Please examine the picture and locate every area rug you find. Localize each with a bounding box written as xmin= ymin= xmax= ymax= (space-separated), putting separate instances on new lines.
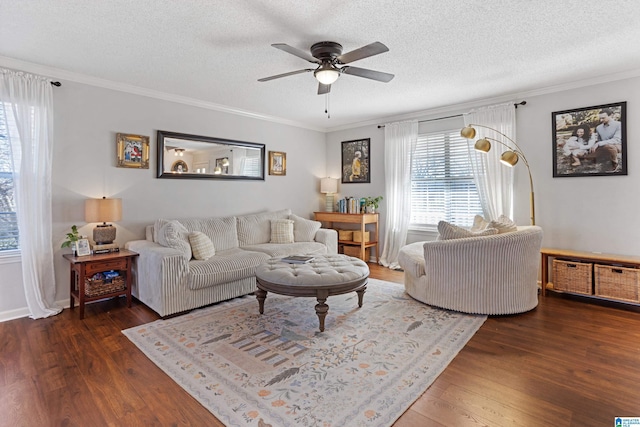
xmin=123 ymin=279 xmax=486 ymax=427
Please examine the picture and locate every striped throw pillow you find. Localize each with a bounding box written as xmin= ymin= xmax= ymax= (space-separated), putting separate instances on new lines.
xmin=156 ymin=220 xmax=192 ymax=260
xmin=437 ymin=221 xmax=498 ymax=240
xmin=189 ymin=231 xmax=216 ymax=260
xmin=270 ymin=219 xmax=295 ymax=244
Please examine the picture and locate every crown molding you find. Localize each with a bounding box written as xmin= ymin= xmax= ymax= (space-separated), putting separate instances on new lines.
xmin=325 ymin=67 xmax=640 ymax=133
xmin=0 ymin=55 xmax=325 ymax=133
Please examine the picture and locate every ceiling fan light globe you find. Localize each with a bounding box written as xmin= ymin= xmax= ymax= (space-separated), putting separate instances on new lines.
xmin=314 ymin=68 xmax=339 ymax=85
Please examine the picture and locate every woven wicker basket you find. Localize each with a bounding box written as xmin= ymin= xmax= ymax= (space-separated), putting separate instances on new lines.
xmin=552 ymin=259 xmax=592 ymax=295
xmin=595 ymin=264 xmax=640 ymax=302
xmin=353 ymin=231 xmax=370 ymax=243
xmin=85 ymin=276 xmax=125 ymax=297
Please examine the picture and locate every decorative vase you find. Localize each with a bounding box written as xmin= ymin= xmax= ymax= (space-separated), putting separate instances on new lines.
xmin=365 ymin=205 xmax=376 ymax=214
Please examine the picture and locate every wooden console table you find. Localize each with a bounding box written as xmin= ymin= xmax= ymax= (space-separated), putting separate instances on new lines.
xmin=540 ymin=247 xmax=640 ymax=299
xmin=63 ymin=249 xmax=139 ymax=319
xmin=314 ymin=212 xmax=379 ymax=263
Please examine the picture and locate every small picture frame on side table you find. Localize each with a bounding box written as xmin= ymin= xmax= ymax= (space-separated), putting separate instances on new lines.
xmin=76 ymin=239 xmax=91 ymax=257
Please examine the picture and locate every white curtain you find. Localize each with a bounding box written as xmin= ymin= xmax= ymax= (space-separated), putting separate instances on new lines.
xmin=0 ymin=68 xmax=61 ymax=319
xmin=380 ymin=120 xmax=418 ymax=270
xmin=464 ymin=103 xmax=516 ymax=220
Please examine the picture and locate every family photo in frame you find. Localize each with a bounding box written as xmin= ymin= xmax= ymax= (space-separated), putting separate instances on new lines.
xmin=552 ymin=102 xmax=627 ymax=177
xmin=341 ymin=138 xmax=370 ymax=183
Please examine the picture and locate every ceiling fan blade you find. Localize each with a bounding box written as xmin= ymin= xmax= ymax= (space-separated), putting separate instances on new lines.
xmin=341 ymin=66 xmax=394 ymax=82
xmin=258 ymin=69 xmax=313 ymax=82
xmin=337 ymin=41 xmax=389 ymax=64
xmin=317 ymin=83 xmax=331 ymax=95
xmin=272 ymin=43 xmax=320 ymax=64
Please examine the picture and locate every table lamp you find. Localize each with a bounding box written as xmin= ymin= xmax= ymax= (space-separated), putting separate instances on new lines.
xmin=320 ymin=178 xmax=338 ymax=212
xmin=85 ymin=197 xmax=122 ymax=244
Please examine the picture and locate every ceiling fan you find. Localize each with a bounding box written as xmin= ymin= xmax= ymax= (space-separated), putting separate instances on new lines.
xmin=258 ymin=41 xmax=394 ymax=95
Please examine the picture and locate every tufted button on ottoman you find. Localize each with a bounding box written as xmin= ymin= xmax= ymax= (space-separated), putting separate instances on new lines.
xmin=255 ymin=254 xmax=370 ymax=332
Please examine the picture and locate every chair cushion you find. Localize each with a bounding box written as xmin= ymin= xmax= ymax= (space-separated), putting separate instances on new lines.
xmin=437 ymin=221 xmax=498 ymax=240
xmin=470 ymin=215 xmax=490 ymax=232
xmin=488 ymin=215 xmax=518 ymax=234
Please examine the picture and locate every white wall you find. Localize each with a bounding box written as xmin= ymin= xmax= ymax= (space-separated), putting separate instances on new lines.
xmin=1 ymin=80 xmax=327 ymax=317
xmin=328 ymin=75 xmax=640 ymax=256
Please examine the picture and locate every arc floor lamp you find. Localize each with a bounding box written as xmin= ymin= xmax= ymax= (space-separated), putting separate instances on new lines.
xmin=461 ymin=124 xmax=535 ymax=226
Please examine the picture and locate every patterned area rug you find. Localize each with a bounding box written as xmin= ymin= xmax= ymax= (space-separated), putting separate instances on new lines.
xmin=123 ymin=279 xmax=486 ymax=427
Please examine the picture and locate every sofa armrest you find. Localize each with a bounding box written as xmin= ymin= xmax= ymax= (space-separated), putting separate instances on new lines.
xmin=124 ymin=240 xmax=190 ymax=316
xmin=314 ymin=228 xmax=338 ymax=254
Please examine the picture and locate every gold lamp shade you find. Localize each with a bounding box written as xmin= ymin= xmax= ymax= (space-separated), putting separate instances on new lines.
xmin=474 ymin=138 xmax=491 ymax=153
xmin=500 ymin=151 xmax=519 ymax=167
xmin=460 ymin=126 xmax=477 ymax=139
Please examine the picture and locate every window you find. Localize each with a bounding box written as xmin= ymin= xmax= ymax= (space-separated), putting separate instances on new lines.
xmin=410 ymin=129 xmax=482 ymax=229
xmin=0 ymin=102 xmax=19 ymax=252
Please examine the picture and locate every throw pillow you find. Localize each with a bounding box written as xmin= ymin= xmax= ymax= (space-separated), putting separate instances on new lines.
xmin=189 ymin=231 xmax=216 ymax=260
xmin=437 ymin=221 xmax=498 ymax=240
xmin=470 ymin=215 xmax=490 ymax=232
xmin=270 ymin=219 xmax=294 ymax=244
xmin=488 ymin=215 xmax=518 ymax=234
xmin=156 ymin=220 xmax=192 ymax=261
xmin=290 ymin=214 xmax=322 ymax=242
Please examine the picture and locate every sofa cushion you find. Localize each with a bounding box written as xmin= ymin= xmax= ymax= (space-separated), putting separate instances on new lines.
xmin=270 ymin=219 xmax=294 ymax=243
xmin=488 ymin=215 xmax=518 ymax=234
xmin=237 ymin=209 xmax=292 ymax=246
xmin=155 ymin=220 xmax=192 ymax=260
xmin=189 ymin=231 xmax=215 ymax=260
xmin=188 ymin=248 xmax=269 ymax=290
xmin=290 ymin=214 xmax=322 ymax=242
xmin=178 ymin=216 xmax=239 ymax=251
xmin=437 ymin=221 xmax=498 ymax=240
xmin=241 ymin=241 xmax=328 ymax=258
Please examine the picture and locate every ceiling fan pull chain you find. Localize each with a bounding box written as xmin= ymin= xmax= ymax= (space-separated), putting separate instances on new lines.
xmin=325 ymin=93 xmax=331 ymax=119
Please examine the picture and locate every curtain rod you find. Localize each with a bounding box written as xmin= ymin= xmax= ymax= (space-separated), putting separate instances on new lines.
xmin=377 ymin=101 xmax=526 ymax=128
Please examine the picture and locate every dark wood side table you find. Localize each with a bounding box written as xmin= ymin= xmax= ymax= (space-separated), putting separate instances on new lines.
xmin=63 ymin=249 xmax=139 ymax=319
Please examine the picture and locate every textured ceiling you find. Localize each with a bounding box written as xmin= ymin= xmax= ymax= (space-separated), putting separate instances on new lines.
xmin=2 ymin=0 xmax=640 ymax=131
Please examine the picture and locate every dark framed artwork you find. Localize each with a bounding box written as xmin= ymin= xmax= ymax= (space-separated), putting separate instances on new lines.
xmin=341 ymin=138 xmax=370 ymax=183
xmin=552 ymin=102 xmax=626 ymax=177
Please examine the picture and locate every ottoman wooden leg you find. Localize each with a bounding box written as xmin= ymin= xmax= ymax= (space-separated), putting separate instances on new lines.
xmin=255 ymin=289 xmax=267 ymax=314
xmin=315 ymin=289 xmax=330 ymax=332
xmin=356 ymin=286 xmax=366 ymax=307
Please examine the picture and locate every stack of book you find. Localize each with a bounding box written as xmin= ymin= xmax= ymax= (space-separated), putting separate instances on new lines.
xmin=91 ymin=242 xmax=120 ymax=254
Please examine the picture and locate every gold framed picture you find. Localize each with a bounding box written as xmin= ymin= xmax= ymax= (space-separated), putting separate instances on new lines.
xmin=117 ymin=133 xmax=150 ymax=169
xmin=269 ymin=151 xmax=286 ymax=176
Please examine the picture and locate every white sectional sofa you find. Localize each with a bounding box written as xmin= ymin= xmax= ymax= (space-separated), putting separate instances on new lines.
xmin=125 ymin=209 xmax=337 ymax=317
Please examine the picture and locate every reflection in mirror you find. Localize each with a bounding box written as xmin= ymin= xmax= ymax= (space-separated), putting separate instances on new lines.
xmin=157 ymin=130 xmax=265 ymax=180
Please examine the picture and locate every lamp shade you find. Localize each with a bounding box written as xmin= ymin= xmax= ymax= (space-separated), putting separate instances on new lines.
xmin=320 ymin=177 xmax=338 ymax=194
xmin=314 ymin=64 xmax=340 ymax=85
xmin=85 ymin=197 xmax=122 ymax=223
xmin=474 ymin=138 xmax=491 ymax=153
xmin=500 ymin=151 xmax=519 ymax=167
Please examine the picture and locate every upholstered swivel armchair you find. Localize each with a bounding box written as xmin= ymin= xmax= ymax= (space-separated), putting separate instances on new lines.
xmin=398 ymin=226 xmax=543 ymax=315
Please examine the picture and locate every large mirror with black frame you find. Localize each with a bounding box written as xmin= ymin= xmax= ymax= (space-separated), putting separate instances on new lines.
xmin=157 ymin=130 xmax=265 ymax=180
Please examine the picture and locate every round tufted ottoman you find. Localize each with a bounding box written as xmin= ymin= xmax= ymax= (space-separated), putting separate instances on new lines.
xmin=255 ymin=254 xmax=370 ymax=332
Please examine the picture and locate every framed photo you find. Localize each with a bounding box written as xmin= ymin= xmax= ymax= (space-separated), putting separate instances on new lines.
xmin=552 ymin=102 xmax=626 ymax=177
xmin=341 ymin=138 xmax=370 ymax=183
xmin=117 ymin=133 xmax=150 ymax=169
xmin=76 ymin=239 xmax=91 ymax=257
xmin=269 ymin=151 xmax=286 ymax=176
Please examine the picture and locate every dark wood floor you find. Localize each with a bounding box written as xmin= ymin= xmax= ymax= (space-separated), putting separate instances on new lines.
xmin=2 ymin=264 xmax=640 ymax=426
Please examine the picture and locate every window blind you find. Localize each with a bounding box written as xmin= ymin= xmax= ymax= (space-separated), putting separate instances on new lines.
xmin=410 ymin=130 xmax=482 ymax=228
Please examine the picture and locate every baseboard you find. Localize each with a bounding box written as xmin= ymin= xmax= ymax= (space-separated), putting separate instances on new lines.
xmin=0 ymin=298 xmax=71 ymax=323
